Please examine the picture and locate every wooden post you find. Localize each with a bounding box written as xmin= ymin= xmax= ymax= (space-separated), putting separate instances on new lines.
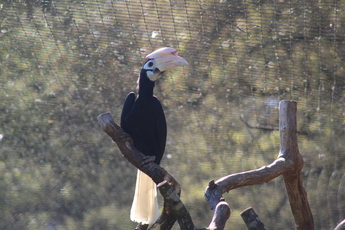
xmin=207 ymin=201 xmax=231 ymax=230
xmin=279 ymin=101 xmax=314 ymax=230
xmin=240 ymin=207 xmax=266 ymax=230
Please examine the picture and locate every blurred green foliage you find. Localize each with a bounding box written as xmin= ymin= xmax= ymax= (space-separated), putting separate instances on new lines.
xmin=1 ymin=0 xmax=345 ymax=229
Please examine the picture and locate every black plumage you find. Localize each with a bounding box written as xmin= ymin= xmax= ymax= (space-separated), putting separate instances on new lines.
xmin=121 ymin=65 xmax=167 ymax=165
xmin=119 ymin=47 xmax=188 ymax=225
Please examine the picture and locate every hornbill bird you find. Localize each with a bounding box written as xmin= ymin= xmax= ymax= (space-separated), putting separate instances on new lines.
xmin=121 ymin=47 xmax=188 ymax=225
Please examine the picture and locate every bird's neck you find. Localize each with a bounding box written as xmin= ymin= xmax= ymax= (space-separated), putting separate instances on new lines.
xmin=138 ymin=69 xmax=155 ymax=97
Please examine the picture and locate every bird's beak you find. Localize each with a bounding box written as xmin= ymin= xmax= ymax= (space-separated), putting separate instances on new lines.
xmin=146 ymin=47 xmax=188 ymax=72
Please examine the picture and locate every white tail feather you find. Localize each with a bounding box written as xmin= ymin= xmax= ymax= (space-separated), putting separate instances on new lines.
xmin=130 ymin=170 xmax=159 ymax=225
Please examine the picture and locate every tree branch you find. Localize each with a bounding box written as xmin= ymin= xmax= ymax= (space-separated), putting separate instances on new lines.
xmin=205 ymin=101 xmax=314 ymax=230
xmin=98 ymin=113 xmax=192 ymax=230
xmin=279 ymin=101 xmax=314 ymax=230
xmin=241 ymin=207 xmax=266 ymax=230
xmin=207 ymin=201 xmax=231 ymax=230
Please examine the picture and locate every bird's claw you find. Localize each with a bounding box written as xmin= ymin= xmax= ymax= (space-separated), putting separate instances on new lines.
xmin=135 ymin=223 xmax=148 ymax=230
xmin=119 ymin=132 xmax=133 ymax=143
xmin=142 ymin=155 xmax=156 ymax=165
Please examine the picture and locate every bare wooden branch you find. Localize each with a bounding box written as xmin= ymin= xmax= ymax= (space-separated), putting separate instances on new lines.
xmin=214 ymin=157 xmax=292 ymax=194
xmin=203 ymin=181 xmax=230 ymax=230
xmin=279 ymin=101 xmax=314 ymax=230
xmin=205 ymin=100 xmax=314 ymax=230
xmin=207 ymin=201 xmax=231 ymax=230
xmin=153 ymin=181 xmax=194 ymax=230
xmin=204 ymin=180 xmax=223 ymax=210
xmin=241 ymin=207 xmax=266 ymax=230
xmin=98 ymin=113 xmax=192 ymax=230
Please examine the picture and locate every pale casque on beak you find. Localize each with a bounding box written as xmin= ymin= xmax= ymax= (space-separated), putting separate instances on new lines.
xmin=146 ymin=47 xmax=189 ymax=72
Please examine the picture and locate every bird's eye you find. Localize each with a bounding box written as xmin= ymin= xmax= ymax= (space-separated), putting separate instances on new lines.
xmin=148 ymin=61 xmax=154 ymax=67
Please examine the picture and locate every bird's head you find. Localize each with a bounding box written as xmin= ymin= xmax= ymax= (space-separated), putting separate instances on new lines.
xmin=142 ymin=47 xmax=188 ymax=81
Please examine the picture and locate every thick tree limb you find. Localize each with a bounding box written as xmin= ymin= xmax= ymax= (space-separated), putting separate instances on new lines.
xmin=205 ymin=101 xmax=314 ymax=230
xmin=207 ymin=201 xmax=231 ymax=230
xmin=203 ymin=181 xmax=230 ymax=230
xmin=98 ymin=113 xmax=193 ymax=230
xmin=279 ymin=101 xmax=314 ymax=230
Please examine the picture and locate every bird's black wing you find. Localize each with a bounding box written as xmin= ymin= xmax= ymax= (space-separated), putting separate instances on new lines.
xmin=121 ymin=94 xmax=167 ymax=165
xmin=121 ymin=92 xmax=136 ymax=128
xmin=151 ymin=96 xmax=167 ymax=164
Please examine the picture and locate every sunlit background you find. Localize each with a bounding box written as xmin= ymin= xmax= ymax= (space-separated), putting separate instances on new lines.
xmin=1 ymin=0 xmax=345 ymax=229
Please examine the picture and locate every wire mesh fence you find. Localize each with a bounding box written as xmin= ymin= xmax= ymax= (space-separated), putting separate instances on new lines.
xmin=1 ymin=0 xmax=345 ymax=229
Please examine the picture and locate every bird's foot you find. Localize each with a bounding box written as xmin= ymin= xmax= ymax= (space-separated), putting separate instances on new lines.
xmin=142 ymin=155 xmax=156 ymax=165
xmin=119 ymin=132 xmax=133 ymax=143
xmin=135 ymin=223 xmax=149 ymax=230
